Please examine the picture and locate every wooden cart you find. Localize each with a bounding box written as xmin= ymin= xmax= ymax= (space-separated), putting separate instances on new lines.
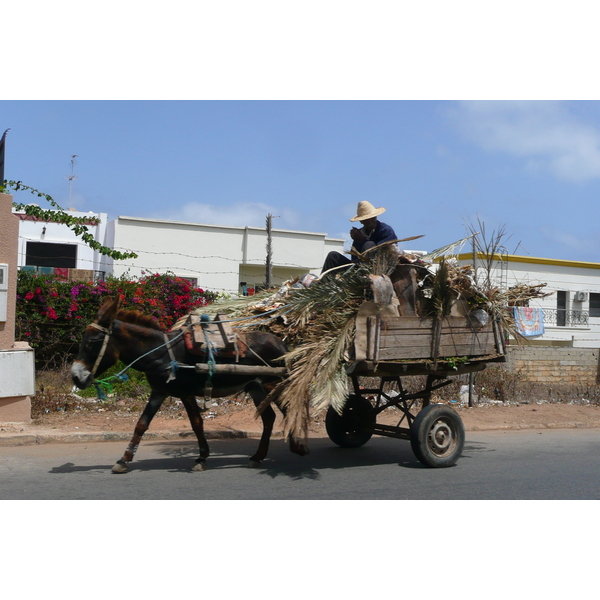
xmin=192 ymin=269 xmax=507 ymax=468
xmin=324 ymin=271 xmax=507 ymax=468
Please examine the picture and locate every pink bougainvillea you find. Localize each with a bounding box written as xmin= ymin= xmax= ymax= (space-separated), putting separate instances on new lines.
xmin=16 ymin=270 xmax=222 ymax=367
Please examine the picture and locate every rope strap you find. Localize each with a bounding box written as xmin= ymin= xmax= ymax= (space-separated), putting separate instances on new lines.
xmin=163 ymin=333 xmax=179 ymax=383
xmin=201 ymin=314 xmax=216 ymax=401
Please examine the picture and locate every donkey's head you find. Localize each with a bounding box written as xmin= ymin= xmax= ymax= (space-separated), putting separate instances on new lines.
xmin=70 ymin=297 xmax=121 ymax=389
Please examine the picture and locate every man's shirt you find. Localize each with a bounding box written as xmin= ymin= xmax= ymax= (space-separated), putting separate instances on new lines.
xmin=352 ymin=220 xmax=398 ymax=253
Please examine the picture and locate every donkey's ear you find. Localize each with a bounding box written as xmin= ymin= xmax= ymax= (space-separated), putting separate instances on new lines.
xmin=97 ymin=296 xmax=120 ymax=327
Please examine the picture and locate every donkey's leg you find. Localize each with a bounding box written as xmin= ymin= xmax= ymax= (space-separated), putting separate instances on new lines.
xmin=112 ymin=391 xmax=166 ymax=474
xmin=181 ymin=395 xmax=210 ymax=471
xmin=247 ymin=384 xmax=276 ymax=468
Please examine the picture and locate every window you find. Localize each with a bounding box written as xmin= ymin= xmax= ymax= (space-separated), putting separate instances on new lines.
xmin=590 ymin=293 xmax=600 ymax=318
xmin=26 ymin=242 xmax=77 ymax=269
xmin=556 ymin=290 xmax=567 ymax=326
xmin=177 ymin=277 xmax=198 ymax=287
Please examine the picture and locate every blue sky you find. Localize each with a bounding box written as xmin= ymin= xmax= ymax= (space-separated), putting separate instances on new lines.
xmin=2 ymin=99 xmax=600 ymax=262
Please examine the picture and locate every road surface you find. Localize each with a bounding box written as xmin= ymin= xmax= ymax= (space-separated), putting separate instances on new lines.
xmin=2 ymin=429 xmax=599 ymax=499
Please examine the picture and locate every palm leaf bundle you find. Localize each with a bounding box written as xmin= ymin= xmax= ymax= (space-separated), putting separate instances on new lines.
xmin=270 ymin=263 xmax=373 ymax=444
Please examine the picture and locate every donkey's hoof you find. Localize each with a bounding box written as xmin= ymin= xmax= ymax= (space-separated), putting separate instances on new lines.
xmin=192 ymin=460 xmax=207 ymax=472
xmin=111 ymin=461 xmax=129 ymax=474
xmin=248 ymin=459 xmax=262 ymax=468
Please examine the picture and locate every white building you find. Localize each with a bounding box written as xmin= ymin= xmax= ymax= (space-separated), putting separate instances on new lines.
xmin=101 ymin=215 xmax=345 ymax=295
xmin=14 ymin=209 xmax=346 ymax=295
xmin=14 ymin=208 xmax=108 ymax=279
xmin=457 ymin=252 xmax=600 ymax=349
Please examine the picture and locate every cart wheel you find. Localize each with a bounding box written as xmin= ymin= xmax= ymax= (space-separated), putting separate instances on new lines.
xmin=410 ymin=404 xmax=465 ymax=468
xmin=326 ymin=394 xmax=375 ymax=448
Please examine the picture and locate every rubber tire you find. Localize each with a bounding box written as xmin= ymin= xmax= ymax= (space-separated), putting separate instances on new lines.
xmin=325 ymin=394 xmax=375 ymax=448
xmin=410 ymin=404 xmax=465 ymax=468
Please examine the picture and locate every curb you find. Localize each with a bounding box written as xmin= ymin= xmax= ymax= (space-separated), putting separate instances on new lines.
xmin=0 ymin=428 xmax=285 ymax=447
xmin=2 ymin=422 xmax=600 ymax=446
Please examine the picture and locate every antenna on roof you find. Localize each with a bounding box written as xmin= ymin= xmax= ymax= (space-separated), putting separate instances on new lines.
xmin=66 ymin=154 xmax=78 ymax=210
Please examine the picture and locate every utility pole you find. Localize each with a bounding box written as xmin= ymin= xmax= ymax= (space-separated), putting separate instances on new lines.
xmin=265 ymin=213 xmax=279 ymax=289
xmin=67 ymin=155 xmax=78 ymax=210
xmin=0 ymin=129 xmax=9 ymax=184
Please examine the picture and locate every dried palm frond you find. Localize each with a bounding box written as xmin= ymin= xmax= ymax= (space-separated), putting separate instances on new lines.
xmin=429 ymin=259 xmax=453 ymax=319
xmin=194 ymin=290 xmax=276 ymax=318
xmin=421 ymin=233 xmax=477 ymax=262
xmin=257 ymin=259 xmax=383 ymax=443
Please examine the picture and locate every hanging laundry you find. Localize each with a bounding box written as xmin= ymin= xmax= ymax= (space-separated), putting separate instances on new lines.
xmin=513 ymin=306 xmax=545 ymax=336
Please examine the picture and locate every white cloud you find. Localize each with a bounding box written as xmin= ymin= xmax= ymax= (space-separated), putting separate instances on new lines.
xmin=540 ymin=227 xmax=599 ymax=254
xmin=152 ymin=201 xmax=301 ymax=230
xmin=453 ymin=101 xmax=600 ymax=182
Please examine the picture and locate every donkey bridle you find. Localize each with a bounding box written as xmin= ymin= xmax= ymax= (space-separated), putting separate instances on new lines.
xmin=87 ymin=321 xmax=178 ymax=381
xmin=88 ymin=322 xmax=113 ymax=378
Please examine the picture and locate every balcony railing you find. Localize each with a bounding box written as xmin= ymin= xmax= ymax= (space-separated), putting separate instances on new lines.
xmin=543 ymin=308 xmax=589 ymax=327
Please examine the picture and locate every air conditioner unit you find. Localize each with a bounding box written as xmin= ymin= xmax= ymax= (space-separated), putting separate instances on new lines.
xmin=573 ymin=291 xmax=588 ymax=302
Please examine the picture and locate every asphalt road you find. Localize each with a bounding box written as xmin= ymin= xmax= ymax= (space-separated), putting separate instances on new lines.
xmin=2 ymin=429 xmax=600 ymax=499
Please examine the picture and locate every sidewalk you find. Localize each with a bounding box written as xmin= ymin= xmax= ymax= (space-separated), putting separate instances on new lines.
xmin=0 ymin=426 xmax=273 ymax=447
xmin=1 ymin=402 xmax=600 ymax=446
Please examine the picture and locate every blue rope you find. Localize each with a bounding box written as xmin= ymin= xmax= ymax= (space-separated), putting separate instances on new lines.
xmin=92 ymin=326 xmax=189 ymax=399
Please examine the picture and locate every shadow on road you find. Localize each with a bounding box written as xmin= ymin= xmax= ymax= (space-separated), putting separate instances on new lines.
xmin=47 ymin=435 xmax=493 ymax=478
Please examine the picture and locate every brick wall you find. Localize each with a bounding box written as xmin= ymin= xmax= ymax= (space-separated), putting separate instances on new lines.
xmin=507 ymin=346 xmax=600 ymax=385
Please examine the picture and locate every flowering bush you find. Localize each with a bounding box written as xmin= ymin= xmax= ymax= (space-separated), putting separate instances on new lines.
xmin=16 ymin=270 xmax=222 ymax=367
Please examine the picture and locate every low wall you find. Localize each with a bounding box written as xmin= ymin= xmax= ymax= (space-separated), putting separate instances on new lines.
xmin=507 ymin=345 xmax=600 ymax=385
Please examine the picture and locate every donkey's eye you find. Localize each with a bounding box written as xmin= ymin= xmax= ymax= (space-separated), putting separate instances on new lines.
xmin=85 ymin=337 xmax=105 ymax=349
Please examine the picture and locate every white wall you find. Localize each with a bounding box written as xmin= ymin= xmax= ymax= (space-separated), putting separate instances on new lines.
xmin=105 ymin=216 xmax=345 ymax=295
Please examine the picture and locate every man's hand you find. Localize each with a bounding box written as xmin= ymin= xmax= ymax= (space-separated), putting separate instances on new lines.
xmin=350 ymin=227 xmax=365 ymax=243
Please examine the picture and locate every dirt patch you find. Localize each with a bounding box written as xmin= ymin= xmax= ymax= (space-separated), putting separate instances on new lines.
xmin=14 ymin=397 xmax=600 ymax=436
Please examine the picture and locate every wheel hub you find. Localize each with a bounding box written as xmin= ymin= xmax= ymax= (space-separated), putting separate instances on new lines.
xmin=429 ymin=419 xmax=454 ymax=454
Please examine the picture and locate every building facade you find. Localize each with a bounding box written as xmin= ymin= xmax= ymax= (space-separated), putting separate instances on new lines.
xmin=457 ymin=252 xmax=600 ymax=348
xmin=456 ymin=252 xmax=600 ymax=386
xmin=101 ymin=215 xmax=345 ymax=295
xmin=14 ymin=208 xmax=108 ymax=281
xmin=13 ymin=209 xmax=345 ymax=294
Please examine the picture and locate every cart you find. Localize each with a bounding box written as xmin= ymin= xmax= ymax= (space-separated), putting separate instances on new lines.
xmin=193 ymin=268 xmax=507 ymax=468
xmin=324 ymin=270 xmax=507 ymax=468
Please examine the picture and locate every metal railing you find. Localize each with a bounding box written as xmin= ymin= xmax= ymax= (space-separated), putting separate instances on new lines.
xmin=543 ymin=308 xmax=589 ymax=327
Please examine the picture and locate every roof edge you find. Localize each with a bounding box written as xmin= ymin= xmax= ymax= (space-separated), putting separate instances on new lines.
xmin=113 ymin=215 xmax=343 ymax=239
xmin=455 ymin=252 xmax=600 ymax=270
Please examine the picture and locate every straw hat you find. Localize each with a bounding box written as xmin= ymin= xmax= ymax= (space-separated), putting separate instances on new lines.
xmin=350 ymin=201 xmax=386 ymax=222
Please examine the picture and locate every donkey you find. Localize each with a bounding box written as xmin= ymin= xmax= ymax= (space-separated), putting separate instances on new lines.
xmin=70 ymin=297 xmax=304 ymax=473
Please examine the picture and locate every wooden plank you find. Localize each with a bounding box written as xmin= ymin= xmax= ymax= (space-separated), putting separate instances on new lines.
xmin=214 ymin=313 xmax=236 ymax=347
xmin=379 ymin=333 xmax=496 ymax=352
xmin=367 ymin=316 xmax=379 ymax=361
xmin=379 ymin=331 xmax=496 ymax=348
xmin=379 ymin=315 xmax=490 ymax=331
xmin=380 ymin=316 xmax=426 ymax=329
xmin=354 ymin=302 xmax=379 ymax=361
xmin=195 ymin=364 xmax=287 ymax=376
xmin=378 ymin=343 xmax=495 ymax=360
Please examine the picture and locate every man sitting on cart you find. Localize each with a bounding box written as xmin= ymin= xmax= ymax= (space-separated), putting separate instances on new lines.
xmin=321 ymin=201 xmax=398 ymax=275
